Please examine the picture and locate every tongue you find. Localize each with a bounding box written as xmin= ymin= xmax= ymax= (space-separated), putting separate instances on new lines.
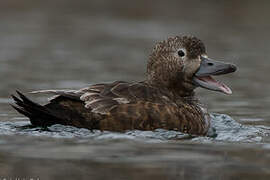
xmin=197 ymin=76 xmax=232 ymax=94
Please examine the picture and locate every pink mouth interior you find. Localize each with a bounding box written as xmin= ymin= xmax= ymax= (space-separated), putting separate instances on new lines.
xmin=197 ymin=76 xmax=232 ymax=94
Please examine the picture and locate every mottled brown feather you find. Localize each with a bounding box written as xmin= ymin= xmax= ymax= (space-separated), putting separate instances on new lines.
xmin=11 ymin=35 xmax=212 ymax=136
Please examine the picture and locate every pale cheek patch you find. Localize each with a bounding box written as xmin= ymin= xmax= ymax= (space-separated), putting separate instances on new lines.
xmin=201 ymin=54 xmax=208 ymax=58
xmin=183 ymin=59 xmax=201 ymax=76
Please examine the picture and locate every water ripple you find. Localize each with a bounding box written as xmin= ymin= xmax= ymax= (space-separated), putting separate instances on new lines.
xmin=0 ymin=113 xmax=269 ymax=143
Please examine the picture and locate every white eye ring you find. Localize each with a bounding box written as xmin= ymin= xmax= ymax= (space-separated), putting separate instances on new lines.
xmin=177 ymin=48 xmax=186 ymax=58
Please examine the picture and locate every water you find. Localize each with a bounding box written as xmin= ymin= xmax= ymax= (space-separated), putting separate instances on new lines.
xmin=1 ymin=114 xmax=269 ymax=143
xmin=1 ymin=0 xmax=270 ymax=179
xmin=1 ymin=114 xmax=270 ymax=179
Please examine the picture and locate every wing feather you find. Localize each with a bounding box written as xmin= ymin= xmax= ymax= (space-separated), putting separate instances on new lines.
xmin=28 ymin=81 xmax=171 ymax=116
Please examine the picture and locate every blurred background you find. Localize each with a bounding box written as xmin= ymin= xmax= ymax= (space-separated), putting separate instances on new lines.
xmin=0 ymin=0 xmax=270 ymax=179
xmin=1 ymin=0 xmax=270 ymax=125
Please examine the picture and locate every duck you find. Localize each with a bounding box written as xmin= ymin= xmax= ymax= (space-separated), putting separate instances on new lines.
xmin=11 ymin=35 xmax=237 ymax=136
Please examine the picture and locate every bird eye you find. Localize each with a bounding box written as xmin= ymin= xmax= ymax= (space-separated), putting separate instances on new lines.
xmin=177 ymin=50 xmax=185 ymax=57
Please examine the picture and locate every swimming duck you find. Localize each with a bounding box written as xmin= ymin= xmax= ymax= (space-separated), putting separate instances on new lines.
xmin=11 ymin=35 xmax=237 ymax=136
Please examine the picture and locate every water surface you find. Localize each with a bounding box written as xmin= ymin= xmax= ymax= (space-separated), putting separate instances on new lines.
xmin=1 ymin=0 xmax=270 ymax=179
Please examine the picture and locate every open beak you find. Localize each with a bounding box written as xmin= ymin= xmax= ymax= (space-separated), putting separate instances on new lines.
xmin=193 ymin=56 xmax=237 ymax=94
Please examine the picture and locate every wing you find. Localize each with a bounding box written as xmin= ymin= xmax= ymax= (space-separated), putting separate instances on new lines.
xmin=30 ymin=81 xmax=173 ymax=115
xmin=78 ymin=81 xmax=173 ymax=114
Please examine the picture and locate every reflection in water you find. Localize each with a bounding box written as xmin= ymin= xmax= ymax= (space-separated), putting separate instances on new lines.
xmin=1 ymin=0 xmax=270 ymax=179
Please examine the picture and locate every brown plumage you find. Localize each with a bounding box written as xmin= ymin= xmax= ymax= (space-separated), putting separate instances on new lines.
xmin=11 ymin=35 xmax=237 ymax=136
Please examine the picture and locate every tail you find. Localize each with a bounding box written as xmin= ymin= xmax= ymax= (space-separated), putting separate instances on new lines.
xmin=10 ymin=91 xmax=65 ymax=127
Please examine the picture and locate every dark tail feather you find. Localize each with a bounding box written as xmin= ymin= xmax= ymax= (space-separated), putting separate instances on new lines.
xmin=11 ymin=91 xmax=65 ymax=127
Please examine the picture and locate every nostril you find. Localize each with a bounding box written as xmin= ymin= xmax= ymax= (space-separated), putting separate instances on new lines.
xmin=230 ymin=64 xmax=237 ymax=72
xmin=207 ymin=62 xmax=214 ymax=66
